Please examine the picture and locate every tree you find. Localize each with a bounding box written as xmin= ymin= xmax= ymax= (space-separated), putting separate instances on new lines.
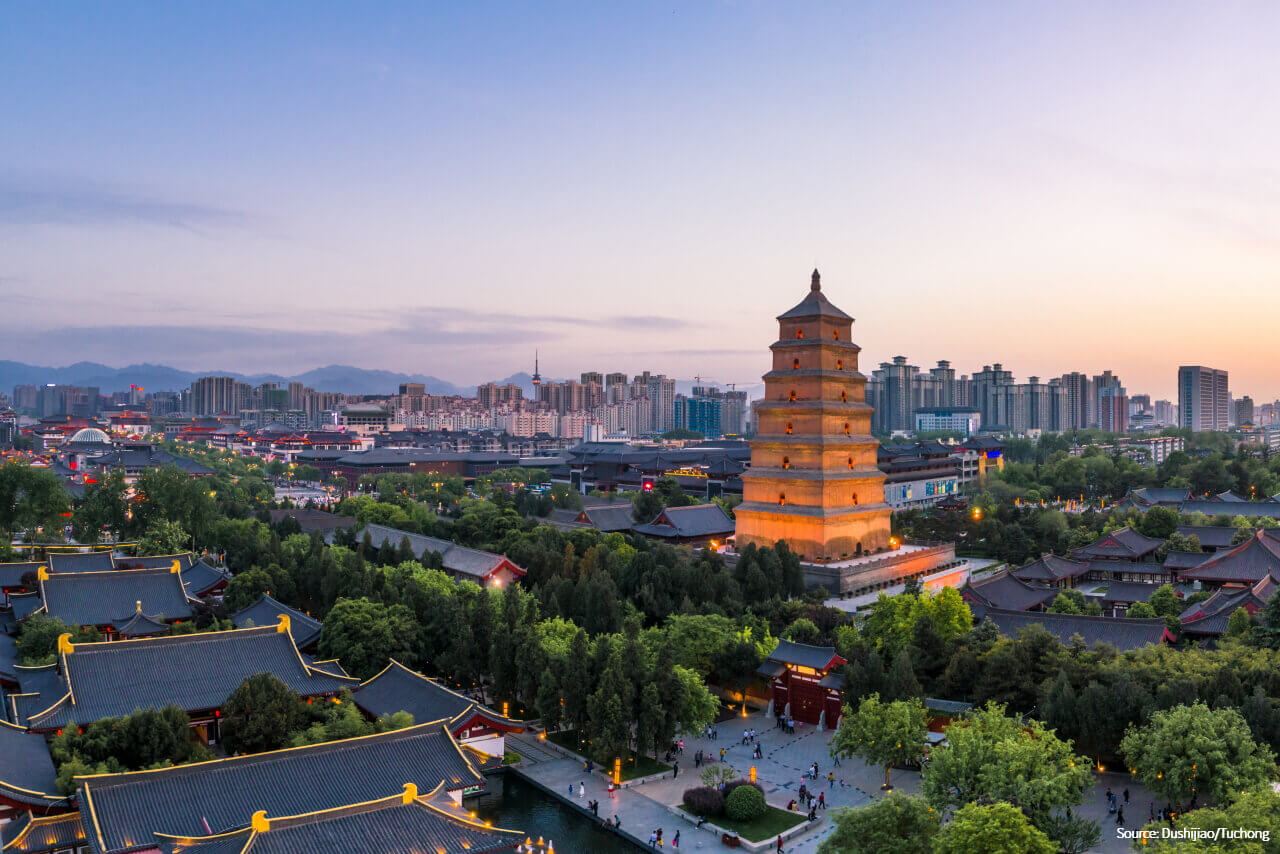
xmin=1147 ymin=584 xmax=1183 ymax=619
xmin=1126 ymin=602 xmax=1157 ymax=619
xmin=221 ymin=673 xmax=306 ymax=754
xmin=724 ymin=784 xmax=767 ymax=822
xmin=1139 ymin=506 xmax=1180 ymax=539
xmin=535 ymin=668 xmax=563 ymax=732
xmin=1140 ymin=789 xmax=1280 ymax=853
xmin=315 ymin=597 xmax=418 ymax=680
xmin=883 ymin=649 xmax=922 ymax=701
xmin=1035 ymin=810 xmax=1100 ymax=854
xmin=222 ymin=567 xmax=276 ymax=614
xmin=0 ymin=461 xmax=69 ymax=537
xmin=632 ymin=489 xmax=664 ymax=523
xmin=139 ymin=519 xmax=190 ymax=555
xmin=830 ymin=694 xmax=928 ymax=790
xmin=817 ymin=793 xmax=940 ymax=854
xmin=921 ymin=703 xmax=1092 ymax=821
xmin=1226 ymin=606 xmax=1253 ymax=639
xmin=1121 ymin=702 xmax=1277 ymax=805
xmin=1047 ymin=591 xmax=1084 ymax=614
xmin=932 ymin=802 xmax=1055 ymax=854
xmin=1158 ymin=532 xmax=1201 ymax=559
xmin=16 ymin=614 xmax=101 ymax=665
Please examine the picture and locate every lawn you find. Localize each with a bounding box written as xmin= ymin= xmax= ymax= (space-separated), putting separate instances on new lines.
xmin=545 ymin=730 xmax=672 ymax=781
xmin=679 ymin=805 xmax=807 ymax=843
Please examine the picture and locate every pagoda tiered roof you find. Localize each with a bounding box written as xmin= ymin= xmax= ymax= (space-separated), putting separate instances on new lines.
xmin=75 ymin=722 xmax=487 ymax=854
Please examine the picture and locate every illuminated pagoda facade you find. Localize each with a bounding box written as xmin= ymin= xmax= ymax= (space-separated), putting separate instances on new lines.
xmin=735 ymin=269 xmax=892 ymax=561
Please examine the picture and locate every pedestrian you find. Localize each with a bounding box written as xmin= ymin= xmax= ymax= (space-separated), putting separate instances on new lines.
xmin=657 ymin=828 xmax=663 ymax=847
xmin=649 ymin=830 xmax=657 ymax=847
xmin=568 ymin=783 xmax=574 ymax=797
xmin=1116 ymin=807 xmax=1125 ymax=826
xmin=833 ymin=753 xmax=841 ymax=767
xmin=615 ymin=815 xmax=621 ymax=830
xmin=818 ymin=792 xmax=825 ymax=810
xmin=777 ymin=834 xmax=784 ymax=853
xmin=828 ymin=771 xmax=834 ymax=788
xmin=579 ymin=781 xmax=585 ymax=799
xmin=720 ymin=747 xmax=726 ymax=762
xmin=1124 ymin=788 xmax=1130 ymax=805
xmin=673 ymin=761 xmax=679 ymax=779
xmin=1149 ymin=802 xmax=1155 ymax=822
xmin=673 ymin=829 xmax=680 ymax=848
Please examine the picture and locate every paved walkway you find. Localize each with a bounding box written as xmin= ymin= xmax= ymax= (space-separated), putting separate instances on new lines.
xmin=513 ymin=712 xmax=1155 ymax=853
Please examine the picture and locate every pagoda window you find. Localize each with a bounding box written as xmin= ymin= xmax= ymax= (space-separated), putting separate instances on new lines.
xmin=851 ymin=493 xmax=859 ymax=505
xmin=782 ymin=456 xmax=790 ymax=469
xmin=847 ymin=456 xmax=854 ymax=469
xmin=832 ymin=329 xmax=839 ymax=340
xmin=840 ymin=390 xmax=847 ymax=402
xmin=843 ymin=422 xmax=851 ymax=435
xmin=785 ymin=422 xmax=794 ymax=434
xmin=795 ymin=328 xmax=804 ymax=339
xmin=793 ymin=358 xmax=800 ymax=370
xmin=836 ymin=359 xmax=843 ymax=371
xmin=788 ymin=389 xmax=797 ymax=401
xmin=778 ymin=493 xmax=786 ymax=505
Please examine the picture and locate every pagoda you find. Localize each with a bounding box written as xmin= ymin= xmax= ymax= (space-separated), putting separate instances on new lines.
xmin=734 ymin=269 xmax=892 ymax=561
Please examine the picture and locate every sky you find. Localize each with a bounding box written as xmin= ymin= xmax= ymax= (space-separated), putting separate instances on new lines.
xmin=3 ymin=1 xmax=1279 ymax=399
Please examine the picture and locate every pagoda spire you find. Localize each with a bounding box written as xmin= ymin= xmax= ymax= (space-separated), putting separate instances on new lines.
xmin=811 ymin=268 xmax=821 ymax=291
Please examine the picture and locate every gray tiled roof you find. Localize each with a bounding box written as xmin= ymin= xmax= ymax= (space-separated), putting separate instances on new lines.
xmin=577 ymin=505 xmax=636 ymax=532
xmin=1011 ymin=554 xmax=1090 ymax=583
xmin=1178 ymin=500 xmax=1280 ymax=519
xmin=267 ymin=509 xmax=357 ymax=534
xmin=981 ymin=608 xmax=1168 ymax=651
xmin=76 ymin=722 xmax=486 ymax=854
xmin=0 ymin=635 xmax=18 ymax=683
xmin=112 ymin=553 xmax=195 ymax=570
xmin=150 ymin=785 xmax=522 ymax=854
xmin=182 ymin=559 xmax=233 ymax=596
xmin=113 ymin=610 xmax=171 ymax=636
xmin=1071 ymin=527 xmax=1163 ymax=560
xmin=232 ymin=595 xmax=323 ymax=649
xmin=1100 ymin=581 xmax=1166 ymax=604
xmin=776 ymin=274 xmax=853 ymax=321
xmin=961 ymin=571 xmax=1057 ymax=612
xmin=354 ymin=660 xmax=518 ymax=731
xmin=0 ymin=720 xmax=61 ymax=809
xmin=40 ymin=568 xmax=194 ymax=628
xmin=89 ymin=447 xmax=215 ymax=476
xmin=1129 ymin=487 xmax=1192 ymax=506
xmin=1175 ymin=526 xmax=1238 ymax=550
xmin=1 ymin=812 xmax=86 ymax=853
xmin=1178 ymin=531 xmax=1280 ymax=584
xmin=25 ymin=626 xmax=355 ymax=729
xmin=765 ymin=639 xmax=843 ymax=671
xmin=632 ymin=504 xmax=734 ymax=538
xmin=352 ymin=524 xmax=524 ymax=581
xmin=1163 ymin=550 xmax=1209 ymax=570
xmin=0 ymin=562 xmax=42 ymax=589
xmin=46 ymin=551 xmax=115 ymax=574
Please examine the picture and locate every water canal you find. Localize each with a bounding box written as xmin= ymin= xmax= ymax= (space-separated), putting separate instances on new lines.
xmin=473 ymin=772 xmax=640 ymax=852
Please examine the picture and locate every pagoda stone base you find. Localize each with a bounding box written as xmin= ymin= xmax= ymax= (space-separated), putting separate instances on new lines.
xmin=800 ymin=542 xmax=958 ymax=596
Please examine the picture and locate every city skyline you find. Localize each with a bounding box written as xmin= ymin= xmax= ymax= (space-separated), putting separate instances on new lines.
xmin=5 ymin=3 xmax=1280 ymax=397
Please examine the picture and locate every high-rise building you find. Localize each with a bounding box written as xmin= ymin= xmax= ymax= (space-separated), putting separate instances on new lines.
xmin=580 ymin=372 xmax=603 ymax=386
xmin=476 ymin=382 xmax=523 ymax=408
xmin=876 ymin=356 xmax=916 ymax=433
xmin=1236 ymin=396 xmax=1256 ymax=427
xmin=1154 ymin=399 xmax=1178 ymax=426
xmin=735 ymin=270 xmax=891 ymax=560
xmin=190 ymin=376 xmax=247 ymax=416
xmin=1057 ymin=372 xmax=1092 ymax=431
xmin=646 ymin=374 xmax=676 ymax=432
xmin=1179 ymin=366 xmax=1230 ymax=432
xmin=970 ymin=364 xmax=1014 ymax=429
xmin=1096 ymin=380 xmax=1128 ymax=433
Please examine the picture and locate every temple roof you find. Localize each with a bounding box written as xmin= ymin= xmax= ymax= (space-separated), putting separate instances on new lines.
xmin=1010 ymin=554 xmax=1090 ymax=583
xmin=1163 ymin=550 xmax=1210 ymax=570
xmin=574 ymin=505 xmax=636 ymax=532
xmin=113 ymin=552 xmax=196 ymax=570
xmin=350 ymin=524 xmax=525 ymax=581
xmin=76 ymin=722 xmax=486 ymax=854
xmin=182 ymin=559 xmax=234 ymax=596
xmin=354 ymin=660 xmax=522 ymax=734
xmin=1177 ymin=530 xmax=1280 ymax=584
xmin=765 ymin=639 xmax=845 ymax=671
xmin=1100 ymin=581 xmax=1169 ymax=604
xmin=1 ymin=812 xmax=87 ymax=853
xmin=980 ymin=608 xmax=1169 ymax=651
xmin=231 ymin=594 xmax=323 ymax=649
xmin=46 ymin=551 xmax=114 ymax=574
xmin=1126 ymin=487 xmax=1192 ymax=507
xmin=1071 ymin=527 xmax=1164 ymax=561
xmin=1175 ymin=526 xmax=1238 ymax=550
xmin=960 ymin=571 xmax=1057 ymax=612
xmin=267 ymin=508 xmax=357 ymax=534
xmin=0 ymin=720 xmax=61 ymax=809
xmin=776 ymin=270 xmax=853 ymax=322
xmin=24 ymin=623 xmax=356 ymax=729
xmin=0 ymin=561 xmax=43 ymax=589
xmin=113 ymin=609 xmax=171 ymax=637
xmin=632 ymin=504 xmax=735 ymax=538
xmin=40 ymin=567 xmax=194 ymax=628
xmin=151 ymin=784 xmax=521 ymax=854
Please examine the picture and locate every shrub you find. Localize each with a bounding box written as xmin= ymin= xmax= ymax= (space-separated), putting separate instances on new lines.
xmin=722 ymin=779 xmax=765 ymax=803
xmin=682 ymin=786 xmax=724 ymax=817
xmin=725 ymin=784 xmax=768 ymax=822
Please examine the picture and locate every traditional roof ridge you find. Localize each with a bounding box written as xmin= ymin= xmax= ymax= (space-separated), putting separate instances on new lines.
xmin=362 ymin=659 xmax=522 ymax=725
xmin=1 ymin=811 xmax=84 ymax=851
xmin=75 ymin=718 xmax=462 ymax=788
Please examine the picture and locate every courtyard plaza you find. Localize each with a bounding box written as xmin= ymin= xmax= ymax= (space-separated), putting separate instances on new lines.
xmin=514 ymin=709 xmax=1154 ymax=853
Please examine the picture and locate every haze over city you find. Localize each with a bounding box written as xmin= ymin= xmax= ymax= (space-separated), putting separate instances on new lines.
xmin=4 ymin=2 xmax=1280 ymax=398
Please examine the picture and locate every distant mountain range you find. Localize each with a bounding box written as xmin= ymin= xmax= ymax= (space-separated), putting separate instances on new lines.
xmin=0 ymin=361 xmax=763 ymax=400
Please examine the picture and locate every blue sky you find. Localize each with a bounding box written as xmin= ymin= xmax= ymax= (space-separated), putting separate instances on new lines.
xmin=3 ymin=2 xmax=1279 ymax=398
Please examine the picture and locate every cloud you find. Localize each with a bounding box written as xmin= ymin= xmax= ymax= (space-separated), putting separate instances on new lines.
xmin=0 ymin=175 xmax=248 ymax=232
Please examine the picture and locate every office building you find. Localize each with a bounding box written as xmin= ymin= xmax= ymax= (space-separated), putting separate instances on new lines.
xmin=1179 ymin=366 xmax=1230 ymax=432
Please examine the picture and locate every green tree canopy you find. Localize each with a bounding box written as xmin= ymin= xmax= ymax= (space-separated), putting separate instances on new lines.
xmin=931 ymin=802 xmax=1055 ymax=854
xmin=316 ymin=597 xmax=418 ymax=680
xmin=817 ymin=793 xmax=940 ymax=854
xmin=221 ymin=672 xmax=307 ymax=755
xmin=1121 ymin=702 xmax=1277 ymax=805
xmin=830 ymin=694 xmax=928 ymax=789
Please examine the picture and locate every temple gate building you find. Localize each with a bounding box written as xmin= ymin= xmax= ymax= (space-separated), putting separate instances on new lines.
xmin=735 ymin=269 xmax=893 ymax=560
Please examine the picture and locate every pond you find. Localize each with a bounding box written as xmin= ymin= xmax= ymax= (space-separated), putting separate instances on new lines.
xmin=472 ymin=772 xmax=639 ymax=853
